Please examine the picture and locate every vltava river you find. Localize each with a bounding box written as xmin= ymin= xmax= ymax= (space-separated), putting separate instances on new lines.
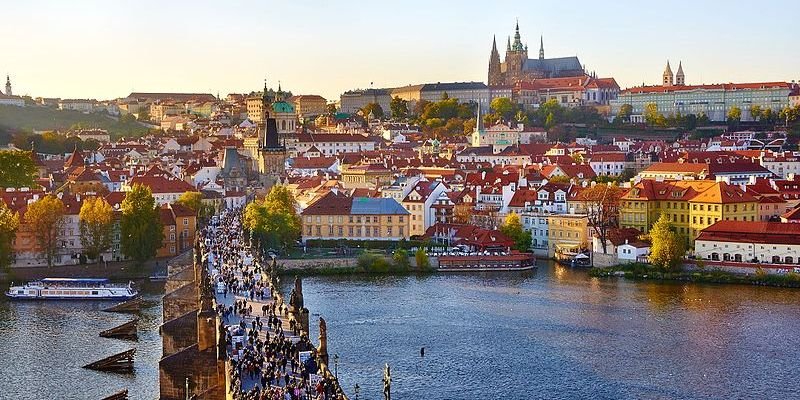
xmin=291 ymin=261 xmax=800 ymax=399
xmin=2 ymin=261 xmax=800 ymax=399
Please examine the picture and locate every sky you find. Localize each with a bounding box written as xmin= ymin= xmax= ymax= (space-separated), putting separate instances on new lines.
xmin=2 ymin=0 xmax=799 ymax=101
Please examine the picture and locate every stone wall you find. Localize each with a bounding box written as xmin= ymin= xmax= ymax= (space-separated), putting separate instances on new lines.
xmin=279 ymin=257 xmax=357 ymax=270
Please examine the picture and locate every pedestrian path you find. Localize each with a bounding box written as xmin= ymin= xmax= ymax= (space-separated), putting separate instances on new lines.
xmin=200 ymin=210 xmax=342 ymax=400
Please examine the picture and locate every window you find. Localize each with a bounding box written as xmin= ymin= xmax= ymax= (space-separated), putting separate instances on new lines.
xmin=183 ymin=218 xmax=188 ymax=226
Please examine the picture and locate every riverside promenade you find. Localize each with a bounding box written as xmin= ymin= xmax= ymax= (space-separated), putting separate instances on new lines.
xmin=202 ymin=210 xmax=346 ymax=400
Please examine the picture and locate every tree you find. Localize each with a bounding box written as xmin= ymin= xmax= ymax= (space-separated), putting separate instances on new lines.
xmin=243 ymin=185 xmax=301 ymax=251
xmin=648 ymin=213 xmax=684 ymax=271
xmin=137 ymin=109 xmax=150 ymax=122
xmin=415 ymin=248 xmax=430 ymax=270
xmin=0 ymin=201 xmax=20 ymax=269
xmin=175 ymin=191 xmax=214 ymax=224
xmin=79 ymin=196 xmax=114 ymax=263
xmin=749 ymin=105 xmax=762 ymax=122
xmin=616 ymin=104 xmax=633 ymax=123
xmin=0 ymin=150 xmax=37 ymax=188
xmin=389 ymin=96 xmax=408 ymax=119
xmin=727 ymin=106 xmax=742 ymax=122
xmin=577 ymin=184 xmax=625 ymax=254
xmin=643 ymin=103 xmax=661 ymax=126
xmin=361 ymin=103 xmax=384 ymax=120
xmin=490 ymin=97 xmax=517 ymax=121
xmin=500 ymin=213 xmax=532 ymax=252
xmin=120 ymin=184 xmax=163 ymax=264
xmin=326 ymin=103 xmax=337 ymax=115
xmin=25 ymin=195 xmax=66 ymax=267
xmin=392 ymin=248 xmax=409 ymax=270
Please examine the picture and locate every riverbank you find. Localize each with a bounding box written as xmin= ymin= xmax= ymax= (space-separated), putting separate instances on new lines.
xmin=590 ymin=263 xmax=800 ymax=288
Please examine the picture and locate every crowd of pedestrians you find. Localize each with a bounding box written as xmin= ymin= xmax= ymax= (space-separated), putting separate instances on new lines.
xmin=199 ymin=209 xmax=343 ymax=400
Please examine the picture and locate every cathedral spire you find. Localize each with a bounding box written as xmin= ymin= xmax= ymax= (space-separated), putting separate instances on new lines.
xmin=675 ymin=61 xmax=685 ymax=86
xmin=506 ymin=36 xmax=511 ymax=53
xmin=663 ymin=61 xmax=674 ymax=87
xmin=512 ymin=19 xmax=523 ymax=51
xmin=539 ymin=35 xmax=544 ymax=60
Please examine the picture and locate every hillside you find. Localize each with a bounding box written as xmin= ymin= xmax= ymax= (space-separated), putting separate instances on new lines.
xmin=0 ymin=105 xmax=149 ymax=141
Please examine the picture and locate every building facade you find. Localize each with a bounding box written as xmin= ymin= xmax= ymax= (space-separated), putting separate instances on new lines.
xmin=300 ymin=191 xmax=410 ymax=243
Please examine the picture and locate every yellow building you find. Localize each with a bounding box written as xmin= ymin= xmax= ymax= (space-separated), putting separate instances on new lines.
xmin=547 ymin=213 xmax=589 ymax=257
xmin=620 ymin=180 xmax=758 ymax=246
xmin=246 ymin=96 xmax=267 ymax=123
xmin=339 ymin=164 xmax=393 ymax=189
xmin=289 ymin=95 xmax=328 ymax=120
xmin=300 ymin=191 xmax=410 ymax=243
xmin=150 ymin=101 xmax=185 ymax=123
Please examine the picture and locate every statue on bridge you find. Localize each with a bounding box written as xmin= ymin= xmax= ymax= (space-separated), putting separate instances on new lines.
xmin=289 ymin=276 xmax=304 ymax=312
xmin=383 ymin=363 xmax=391 ymax=400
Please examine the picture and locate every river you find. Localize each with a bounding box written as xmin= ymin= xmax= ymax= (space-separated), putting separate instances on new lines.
xmin=2 ymin=261 xmax=800 ymax=399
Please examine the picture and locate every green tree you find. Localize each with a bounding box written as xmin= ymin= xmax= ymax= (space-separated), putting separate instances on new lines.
xmin=243 ymin=185 xmax=301 ymax=251
xmin=0 ymin=201 xmax=20 ymax=269
xmin=643 ymin=103 xmax=661 ymax=126
xmin=727 ymin=106 xmax=742 ymax=122
xmin=79 ymin=196 xmax=114 ymax=263
xmin=0 ymin=150 xmax=37 ymax=188
xmin=415 ymin=248 xmax=430 ymax=270
xmin=175 ymin=191 xmax=214 ymax=224
xmin=463 ymin=118 xmax=476 ymax=135
xmin=616 ymin=104 xmax=633 ymax=123
xmin=648 ymin=213 xmax=684 ymax=271
xmin=25 ymin=195 xmax=66 ymax=267
xmin=500 ymin=213 xmax=532 ymax=252
xmin=137 ymin=109 xmax=150 ymax=122
xmin=326 ymin=103 xmax=337 ymax=115
xmin=392 ymin=248 xmax=409 ymax=270
xmin=361 ymin=103 xmax=384 ymax=119
xmin=120 ymin=184 xmax=164 ymax=264
xmin=490 ymin=97 xmax=517 ymax=120
xmin=389 ymin=96 xmax=408 ymax=119
xmin=749 ymin=105 xmax=762 ymax=122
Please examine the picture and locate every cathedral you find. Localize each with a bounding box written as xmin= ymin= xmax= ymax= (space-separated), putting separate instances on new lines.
xmin=488 ymin=21 xmax=585 ymax=86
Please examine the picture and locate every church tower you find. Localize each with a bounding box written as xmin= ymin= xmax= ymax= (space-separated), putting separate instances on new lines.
xmin=539 ymin=36 xmax=544 ymax=60
xmin=505 ymin=20 xmax=528 ymax=82
xmin=675 ymin=61 xmax=685 ymax=86
xmin=488 ymin=35 xmax=502 ymax=86
xmin=662 ymin=61 xmax=674 ymax=87
xmin=5 ymin=75 xmax=12 ymax=96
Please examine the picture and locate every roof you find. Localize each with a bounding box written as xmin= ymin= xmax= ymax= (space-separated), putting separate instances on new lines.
xmin=621 ymin=81 xmax=791 ymax=95
xmin=126 ymin=92 xmax=217 ymax=102
xmin=350 ymin=197 xmax=409 ymax=215
xmin=696 ymin=220 xmax=800 ymax=245
xmin=301 ymin=191 xmax=408 ymax=216
xmin=420 ymin=82 xmax=488 ymax=92
xmin=272 ymin=101 xmax=295 ymax=113
xmin=642 ymin=162 xmax=707 ymax=174
xmin=523 ymin=56 xmax=583 ymax=74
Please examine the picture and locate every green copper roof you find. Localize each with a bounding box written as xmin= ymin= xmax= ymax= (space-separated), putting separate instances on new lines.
xmin=272 ymin=101 xmax=295 ymax=113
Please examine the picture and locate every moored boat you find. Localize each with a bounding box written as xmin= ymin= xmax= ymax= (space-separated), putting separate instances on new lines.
xmin=5 ymin=278 xmax=137 ymax=300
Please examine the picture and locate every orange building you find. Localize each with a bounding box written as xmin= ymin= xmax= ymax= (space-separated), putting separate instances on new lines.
xmin=157 ymin=203 xmax=197 ymax=258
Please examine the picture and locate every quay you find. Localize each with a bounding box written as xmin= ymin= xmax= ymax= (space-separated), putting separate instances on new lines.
xmin=159 ymin=210 xmax=347 ymax=399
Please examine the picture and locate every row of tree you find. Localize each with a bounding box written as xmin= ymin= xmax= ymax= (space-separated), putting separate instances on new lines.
xmin=0 ymin=185 xmax=165 ymax=269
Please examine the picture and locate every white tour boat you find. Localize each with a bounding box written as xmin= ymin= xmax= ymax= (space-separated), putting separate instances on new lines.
xmin=5 ymin=278 xmax=138 ymax=300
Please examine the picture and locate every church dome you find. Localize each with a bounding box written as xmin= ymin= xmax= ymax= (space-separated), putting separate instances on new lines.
xmin=272 ymin=101 xmax=295 ymax=114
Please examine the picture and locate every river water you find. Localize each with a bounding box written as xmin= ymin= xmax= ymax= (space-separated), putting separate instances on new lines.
xmin=2 ymin=262 xmax=800 ymax=399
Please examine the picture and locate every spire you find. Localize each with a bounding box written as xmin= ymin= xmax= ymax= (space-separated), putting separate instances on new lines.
xmin=663 ymin=61 xmax=674 ymax=87
xmin=491 ymin=35 xmax=498 ymax=54
xmin=5 ymin=74 xmax=12 ymax=96
xmin=476 ymin=102 xmax=482 ymax=131
xmin=512 ymin=19 xmax=523 ymax=51
xmin=675 ymin=61 xmax=685 ymax=86
xmin=507 ymin=36 xmax=511 ymax=53
xmin=539 ymin=35 xmax=544 ymax=60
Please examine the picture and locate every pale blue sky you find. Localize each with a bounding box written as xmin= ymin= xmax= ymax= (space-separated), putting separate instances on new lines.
xmin=2 ymin=0 xmax=798 ymax=101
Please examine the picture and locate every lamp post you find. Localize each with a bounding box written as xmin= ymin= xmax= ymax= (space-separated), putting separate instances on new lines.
xmin=333 ymin=353 xmax=339 ymax=380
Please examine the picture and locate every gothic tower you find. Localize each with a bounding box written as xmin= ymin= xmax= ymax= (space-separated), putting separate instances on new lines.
xmin=505 ymin=20 xmax=528 ymax=82
xmin=5 ymin=75 xmax=12 ymax=96
xmin=675 ymin=61 xmax=685 ymax=86
xmin=662 ymin=61 xmax=674 ymax=87
xmin=539 ymin=36 xmax=544 ymax=60
xmin=488 ymin=35 xmax=502 ymax=86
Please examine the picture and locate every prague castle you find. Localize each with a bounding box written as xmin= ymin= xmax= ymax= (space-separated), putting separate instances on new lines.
xmin=488 ymin=21 xmax=585 ymax=86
